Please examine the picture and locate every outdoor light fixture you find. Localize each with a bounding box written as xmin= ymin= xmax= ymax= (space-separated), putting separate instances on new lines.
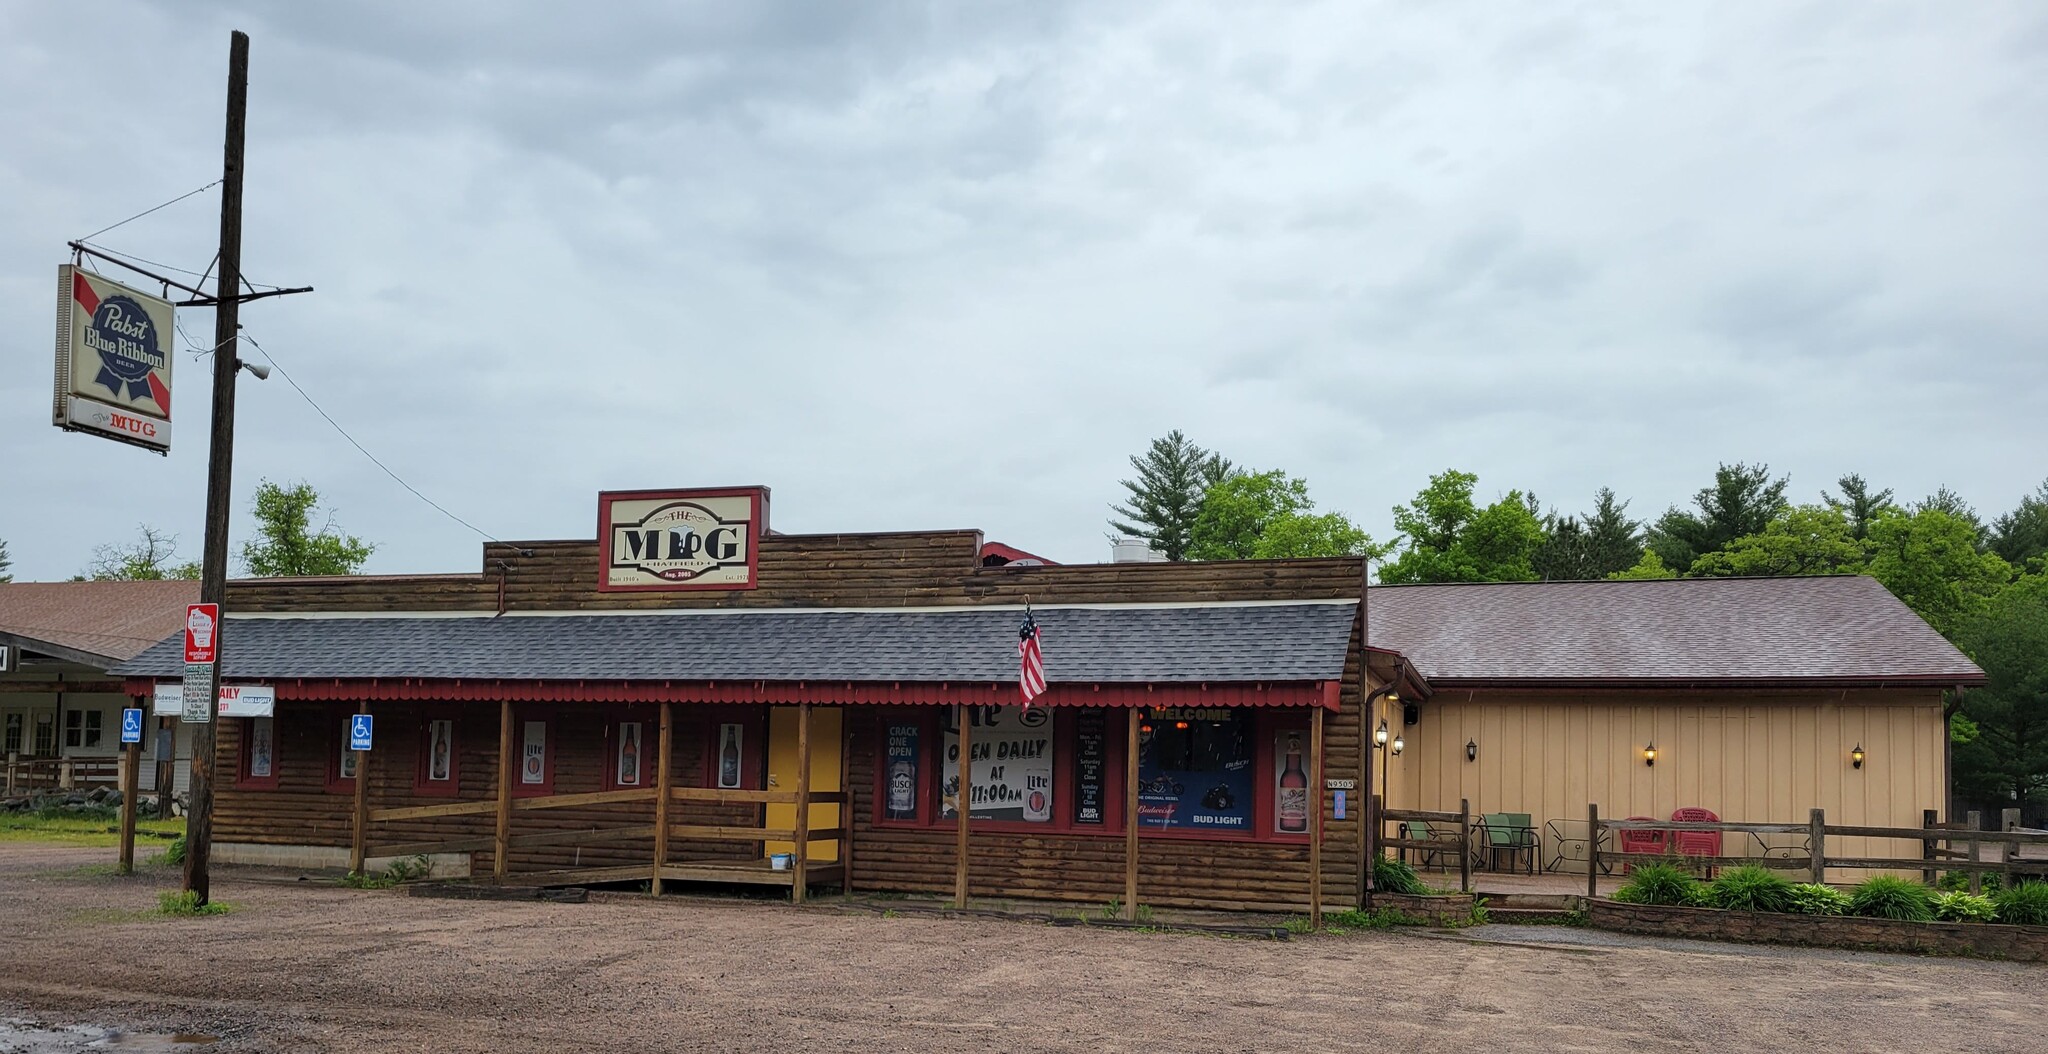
xmin=1852 ymin=744 xmax=1865 ymax=769
xmin=1643 ymin=742 xmax=1657 ymax=767
xmin=1174 ymin=720 xmax=1189 ymax=730
xmin=1466 ymin=739 xmax=1478 ymax=762
xmin=1391 ymin=734 xmax=1404 ymax=755
xmin=1375 ymin=719 xmax=1390 ymax=747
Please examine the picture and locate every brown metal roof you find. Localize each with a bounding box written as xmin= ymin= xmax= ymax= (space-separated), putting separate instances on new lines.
xmin=0 ymin=580 xmax=201 ymax=666
xmin=1366 ymin=575 xmax=1985 ymax=687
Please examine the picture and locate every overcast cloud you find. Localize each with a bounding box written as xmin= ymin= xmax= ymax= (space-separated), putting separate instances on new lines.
xmin=3 ymin=2 xmax=2044 ymax=581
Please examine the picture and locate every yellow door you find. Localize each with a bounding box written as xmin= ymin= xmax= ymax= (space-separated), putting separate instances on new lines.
xmin=764 ymin=706 xmax=842 ymax=863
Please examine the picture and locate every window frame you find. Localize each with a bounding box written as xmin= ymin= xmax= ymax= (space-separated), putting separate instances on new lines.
xmin=700 ymin=708 xmax=763 ymax=791
xmin=236 ymin=715 xmax=280 ymax=791
xmin=414 ymin=715 xmax=462 ymax=797
xmin=511 ymin=709 xmax=557 ymax=798
xmin=602 ymin=712 xmax=656 ymax=792
xmin=64 ymin=708 xmax=103 ymax=749
xmin=324 ymin=708 xmax=363 ymax=795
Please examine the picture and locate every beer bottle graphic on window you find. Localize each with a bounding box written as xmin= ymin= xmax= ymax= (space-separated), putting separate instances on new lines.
xmin=718 ymin=725 xmax=742 ymax=788
xmin=1278 ymin=733 xmax=1309 ymax=833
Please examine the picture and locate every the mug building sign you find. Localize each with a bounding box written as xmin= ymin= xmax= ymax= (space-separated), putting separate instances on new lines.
xmin=598 ymin=488 xmax=768 ymax=591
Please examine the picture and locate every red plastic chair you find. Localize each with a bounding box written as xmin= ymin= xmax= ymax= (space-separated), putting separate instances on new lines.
xmin=1617 ymin=816 xmax=1665 ymax=874
xmin=1670 ymin=807 xmax=1723 ymax=877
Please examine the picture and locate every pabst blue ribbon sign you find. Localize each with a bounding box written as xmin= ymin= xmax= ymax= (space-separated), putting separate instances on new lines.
xmin=52 ymin=265 xmax=175 ymax=453
xmin=598 ymin=487 xmax=768 ymax=591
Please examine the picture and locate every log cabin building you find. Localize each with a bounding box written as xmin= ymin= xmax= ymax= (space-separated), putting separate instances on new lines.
xmin=110 ymin=486 xmax=1984 ymax=914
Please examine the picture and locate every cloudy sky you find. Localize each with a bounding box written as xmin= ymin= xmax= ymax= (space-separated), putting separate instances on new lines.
xmin=3 ymin=2 xmax=2044 ymax=581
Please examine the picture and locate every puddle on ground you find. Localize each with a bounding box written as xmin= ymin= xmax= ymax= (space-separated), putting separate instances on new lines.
xmin=0 ymin=1018 xmax=217 ymax=1052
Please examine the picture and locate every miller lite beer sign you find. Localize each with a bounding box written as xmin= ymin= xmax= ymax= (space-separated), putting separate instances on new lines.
xmin=597 ymin=487 xmax=768 ymax=591
xmin=53 ymin=265 xmax=175 ymax=454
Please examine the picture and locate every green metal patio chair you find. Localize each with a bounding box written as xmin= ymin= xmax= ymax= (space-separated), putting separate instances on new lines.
xmin=1480 ymin=812 xmax=1538 ymax=875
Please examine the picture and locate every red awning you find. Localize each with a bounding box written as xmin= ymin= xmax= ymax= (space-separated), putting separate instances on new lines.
xmin=126 ymin=677 xmax=1341 ymax=710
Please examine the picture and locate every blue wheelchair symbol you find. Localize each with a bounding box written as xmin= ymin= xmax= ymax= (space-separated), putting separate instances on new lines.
xmin=121 ymin=708 xmax=144 ymax=744
xmin=349 ymin=714 xmax=374 ymax=751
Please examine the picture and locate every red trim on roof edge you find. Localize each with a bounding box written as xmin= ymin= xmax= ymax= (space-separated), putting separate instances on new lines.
xmin=123 ymin=678 xmax=1337 ymax=709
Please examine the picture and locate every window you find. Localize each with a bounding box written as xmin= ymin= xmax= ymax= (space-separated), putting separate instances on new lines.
xmin=879 ymin=718 xmax=925 ymax=823
xmin=34 ymin=712 xmax=55 ymax=756
xmin=63 ymin=709 xmax=103 ymax=749
xmin=237 ymin=716 xmax=279 ymax=790
xmin=1136 ymin=707 xmax=1255 ymax=833
xmin=5 ymin=713 xmax=23 ymax=754
xmin=513 ymin=714 xmax=555 ymax=797
xmin=326 ymin=710 xmax=362 ymax=794
xmin=940 ymin=706 xmax=1055 ymax=824
xmin=414 ymin=718 xmax=459 ymax=796
xmin=606 ymin=719 xmax=647 ymax=790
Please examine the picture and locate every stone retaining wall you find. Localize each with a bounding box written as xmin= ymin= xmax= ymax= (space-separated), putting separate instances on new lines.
xmin=1368 ymin=892 xmax=1475 ymax=924
xmin=1587 ymin=898 xmax=2048 ymax=962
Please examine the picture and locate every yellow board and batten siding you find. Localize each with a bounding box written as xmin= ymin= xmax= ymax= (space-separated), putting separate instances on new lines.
xmin=764 ymin=706 xmax=842 ymax=863
xmin=1377 ymin=687 xmax=1946 ymax=881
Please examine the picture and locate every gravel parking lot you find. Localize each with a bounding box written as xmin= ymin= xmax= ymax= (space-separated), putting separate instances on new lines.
xmin=1 ymin=845 xmax=2042 ymax=1053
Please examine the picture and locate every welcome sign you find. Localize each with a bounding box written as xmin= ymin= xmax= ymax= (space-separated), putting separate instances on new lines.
xmin=598 ymin=487 xmax=768 ymax=591
xmin=52 ymin=265 xmax=174 ymax=454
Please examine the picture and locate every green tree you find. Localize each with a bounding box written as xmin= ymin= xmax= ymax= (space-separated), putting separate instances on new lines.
xmin=1952 ymin=572 xmax=2048 ymax=813
xmin=1381 ymin=470 xmax=1546 ymax=583
xmin=1914 ymin=487 xmax=1989 ymax=550
xmin=0 ymin=536 xmax=11 ymax=582
xmin=1990 ymin=480 xmax=2048 ymax=573
xmin=1823 ymin=473 xmax=1896 ymax=541
xmin=1688 ymin=505 xmax=1865 ymax=578
xmin=239 ymin=480 xmax=376 ymax=577
xmin=1607 ymin=550 xmax=1678 ymax=580
xmin=1533 ymin=487 xmax=1643 ymax=580
xmin=1185 ymin=470 xmax=1377 ymax=561
xmin=1108 ymin=430 xmax=1233 ymax=561
xmin=1865 ymin=508 xmax=2012 ymax=641
xmin=85 ymin=525 xmax=200 ymax=580
xmin=1646 ymin=462 xmax=1790 ymax=571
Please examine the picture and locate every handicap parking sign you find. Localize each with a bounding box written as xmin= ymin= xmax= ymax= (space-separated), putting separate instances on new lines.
xmin=349 ymin=714 xmax=374 ymax=751
xmin=121 ymin=707 xmax=144 ymax=744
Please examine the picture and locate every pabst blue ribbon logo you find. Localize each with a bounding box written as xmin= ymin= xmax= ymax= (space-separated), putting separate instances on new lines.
xmin=74 ymin=272 xmax=170 ymax=412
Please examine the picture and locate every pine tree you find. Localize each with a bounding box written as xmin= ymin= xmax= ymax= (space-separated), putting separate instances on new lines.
xmin=1108 ymin=431 xmax=1232 ymax=561
xmin=1646 ymin=463 xmax=1790 ymax=572
xmin=1823 ymin=473 xmax=1896 ymax=541
xmin=0 ymin=537 xmax=11 ymax=583
xmin=1990 ymin=480 xmax=2048 ymax=572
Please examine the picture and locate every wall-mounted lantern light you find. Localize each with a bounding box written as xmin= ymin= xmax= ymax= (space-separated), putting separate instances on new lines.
xmin=1466 ymin=739 xmax=1478 ymax=762
xmin=1851 ymin=744 xmax=1865 ymax=770
xmin=1390 ymin=734 xmax=1404 ymax=756
xmin=1375 ymin=719 xmax=1389 ymax=748
xmin=1643 ymin=742 xmax=1657 ymax=767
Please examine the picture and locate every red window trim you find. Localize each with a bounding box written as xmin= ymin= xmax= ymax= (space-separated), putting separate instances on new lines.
xmin=235 ymin=715 xmax=280 ymax=791
xmin=700 ymin=708 xmax=763 ymax=791
xmin=413 ymin=715 xmax=462 ymax=797
xmin=601 ymin=709 xmax=658 ymax=792
xmin=510 ymin=708 xmax=557 ymax=798
xmin=324 ymin=707 xmax=362 ymax=795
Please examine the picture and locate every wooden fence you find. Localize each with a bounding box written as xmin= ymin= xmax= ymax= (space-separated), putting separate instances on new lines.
xmin=1380 ymin=799 xmax=1475 ymax=894
xmin=3 ymin=754 xmax=121 ymax=795
xmin=1585 ymin=804 xmax=2048 ymax=898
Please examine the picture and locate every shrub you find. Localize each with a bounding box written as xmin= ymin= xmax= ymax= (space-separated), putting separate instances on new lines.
xmin=1611 ymin=862 xmax=1702 ymax=907
xmin=155 ymin=890 xmax=230 ymax=917
xmin=1705 ymin=865 xmax=1795 ymax=913
xmin=1848 ymin=876 xmax=1935 ymax=922
xmin=163 ymin=834 xmax=187 ymax=865
xmin=1937 ymin=870 xmax=2003 ymax=894
xmin=1992 ymin=881 xmax=2048 ymax=927
xmin=1784 ymin=883 xmax=1852 ymax=916
xmin=1931 ymin=891 xmax=1998 ymax=923
xmin=1373 ymin=854 xmax=1428 ymax=896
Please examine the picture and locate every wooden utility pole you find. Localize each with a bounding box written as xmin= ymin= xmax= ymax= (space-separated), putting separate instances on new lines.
xmin=183 ymin=29 xmax=249 ymax=906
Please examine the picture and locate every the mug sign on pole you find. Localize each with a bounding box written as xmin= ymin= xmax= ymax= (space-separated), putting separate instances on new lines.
xmin=121 ymin=708 xmax=145 ymax=745
xmin=350 ymin=714 xmax=373 ymax=752
xmin=184 ymin=603 xmax=219 ymax=664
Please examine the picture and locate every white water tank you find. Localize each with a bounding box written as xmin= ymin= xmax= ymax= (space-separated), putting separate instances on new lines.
xmin=1110 ymin=538 xmax=1167 ymax=563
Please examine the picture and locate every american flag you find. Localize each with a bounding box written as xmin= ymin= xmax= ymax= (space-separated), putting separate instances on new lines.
xmin=1018 ymin=606 xmax=1046 ymax=706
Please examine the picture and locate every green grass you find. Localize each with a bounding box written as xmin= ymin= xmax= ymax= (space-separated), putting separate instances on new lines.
xmin=1991 ymin=881 xmax=2048 ymax=926
xmin=1372 ymin=854 xmax=1428 ymax=896
xmin=1705 ymin=864 xmax=1796 ymax=913
xmin=1611 ymin=862 xmax=1703 ymax=907
xmin=0 ymin=809 xmax=183 ymax=847
xmin=1849 ymin=875 xmax=1936 ymax=922
xmin=155 ymin=890 xmax=232 ymax=917
xmin=341 ymin=855 xmax=433 ymax=889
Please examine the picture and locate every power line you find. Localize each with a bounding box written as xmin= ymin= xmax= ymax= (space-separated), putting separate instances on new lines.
xmin=239 ymin=333 xmax=499 ymax=543
xmin=77 ymin=180 xmax=222 ymax=243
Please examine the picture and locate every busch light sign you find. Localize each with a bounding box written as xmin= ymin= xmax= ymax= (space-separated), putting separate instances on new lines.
xmin=52 ymin=265 xmax=175 ymax=454
xmin=598 ymin=487 xmax=768 ymax=591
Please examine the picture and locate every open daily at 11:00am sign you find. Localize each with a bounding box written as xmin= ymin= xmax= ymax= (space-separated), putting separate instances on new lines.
xmin=153 ymin=683 xmax=275 ymax=719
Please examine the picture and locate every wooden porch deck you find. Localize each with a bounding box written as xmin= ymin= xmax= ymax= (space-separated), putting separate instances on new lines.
xmin=493 ymin=859 xmax=846 ymax=890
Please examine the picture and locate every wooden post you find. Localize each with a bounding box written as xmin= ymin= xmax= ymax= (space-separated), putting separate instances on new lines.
xmin=117 ymin=739 xmax=140 ymax=875
xmin=1586 ymin=803 xmax=1600 ymax=901
xmin=840 ymin=710 xmax=855 ymax=896
xmin=494 ymin=701 xmax=514 ymax=879
xmin=349 ymin=702 xmax=370 ymax=876
xmin=792 ymin=703 xmax=812 ymax=904
xmin=953 ymin=705 xmax=971 ymax=908
xmin=2003 ymin=807 xmax=2022 ymax=832
xmin=1355 ymin=569 xmax=1372 ymax=910
xmin=5 ymin=751 xmax=14 ymax=795
xmin=1124 ymin=707 xmax=1140 ymax=921
xmin=1921 ymin=808 xmax=1939 ymax=885
xmin=1459 ymin=797 xmax=1472 ymax=894
xmin=1808 ymin=808 xmax=1826 ymax=885
xmin=1308 ymin=706 xmax=1325 ymax=929
xmin=155 ymin=721 xmax=174 ymax=820
xmin=651 ymin=702 xmax=672 ymax=896
xmin=1967 ymin=810 xmax=1982 ymax=894
xmin=59 ymin=759 xmax=75 ymax=790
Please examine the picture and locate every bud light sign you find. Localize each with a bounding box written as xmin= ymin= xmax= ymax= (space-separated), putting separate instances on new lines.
xmin=52 ymin=265 xmax=174 ymax=454
xmin=598 ymin=488 xmax=767 ymax=591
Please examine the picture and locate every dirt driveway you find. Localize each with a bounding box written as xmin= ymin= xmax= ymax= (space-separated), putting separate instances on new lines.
xmin=1 ymin=845 xmax=2040 ymax=1053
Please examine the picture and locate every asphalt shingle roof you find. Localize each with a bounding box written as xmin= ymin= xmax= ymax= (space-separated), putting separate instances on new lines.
xmin=111 ymin=603 xmax=1360 ymax=684
xmin=0 ymin=580 xmax=202 ymax=665
xmin=1367 ymin=575 xmax=1984 ymax=684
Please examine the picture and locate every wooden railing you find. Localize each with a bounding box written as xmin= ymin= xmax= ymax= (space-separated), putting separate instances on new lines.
xmin=3 ymin=754 xmax=121 ymax=795
xmin=1379 ymin=799 xmax=1474 ymax=894
xmin=1585 ymin=804 xmax=2048 ymax=898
